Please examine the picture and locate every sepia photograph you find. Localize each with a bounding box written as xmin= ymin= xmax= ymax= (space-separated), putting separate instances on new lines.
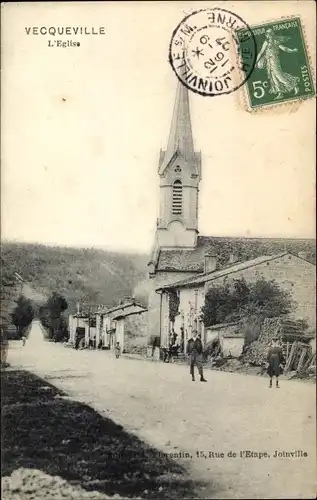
xmin=1 ymin=1 xmax=316 ymax=499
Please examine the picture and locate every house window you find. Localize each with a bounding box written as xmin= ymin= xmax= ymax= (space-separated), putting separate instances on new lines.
xmin=172 ymin=180 xmax=182 ymax=215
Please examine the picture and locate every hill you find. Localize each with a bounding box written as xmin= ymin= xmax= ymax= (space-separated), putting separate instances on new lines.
xmin=1 ymin=242 xmax=149 ymax=316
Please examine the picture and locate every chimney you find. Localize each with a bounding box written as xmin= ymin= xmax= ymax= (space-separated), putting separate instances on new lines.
xmin=298 ymin=251 xmax=308 ymax=260
xmin=229 ymin=253 xmax=238 ymax=264
xmin=204 ymin=253 xmax=217 ymax=273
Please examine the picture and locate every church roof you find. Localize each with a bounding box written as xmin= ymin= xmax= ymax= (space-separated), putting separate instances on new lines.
xmin=158 ymin=79 xmax=199 ymax=175
xmin=152 ymin=235 xmax=316 ymax=272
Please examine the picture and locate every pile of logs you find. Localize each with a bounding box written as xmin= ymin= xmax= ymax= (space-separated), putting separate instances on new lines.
xmin=242 ymin=340 xmax=268 ymax=366
xmin=284 ymin=341 xmax=316 ymax=377
xmin=242 ymin=316 xmax=316 ymax=375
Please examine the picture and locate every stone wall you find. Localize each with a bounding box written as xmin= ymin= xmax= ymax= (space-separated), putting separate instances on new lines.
xmin=123 ymin=311 xmax=148 ymax=354
xmin=205 ymin=322 xmax=243 ymax=357
xmin=205 ymin=322 xmax=239 ymax=343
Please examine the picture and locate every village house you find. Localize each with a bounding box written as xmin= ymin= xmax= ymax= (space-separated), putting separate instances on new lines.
xmin=146 ymin=77 xmax=316 ymax=358
xmin=69 ymin=299 xmax=147 ymax=351
xmin=155 ymin=252 xmax=316 ymax=358
xmin=95 ymin=298 xmax=147 ymax=352
xmin=68 ymin=312 xmax=96 ymax=347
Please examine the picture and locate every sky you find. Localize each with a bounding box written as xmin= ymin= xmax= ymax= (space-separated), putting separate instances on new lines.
xmin=2 ymin=1 xmax=316 ymax=254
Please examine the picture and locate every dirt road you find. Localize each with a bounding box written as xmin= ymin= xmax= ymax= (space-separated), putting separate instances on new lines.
xmin=6 ymin=321 xmax=316 ymax=499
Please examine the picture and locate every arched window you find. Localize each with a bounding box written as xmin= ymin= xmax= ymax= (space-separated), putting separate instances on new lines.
xmin=172 ymin=180 xmax=182 ymax=215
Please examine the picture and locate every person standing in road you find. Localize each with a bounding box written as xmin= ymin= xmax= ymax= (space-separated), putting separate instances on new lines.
xmin=187 ymin=330 xmax=207 ymax=382
xmin=267 ymin=338 xmax=284 ymax=388
xmin=21 ymin=335 xmax=26 ymax=346
xmin=115 ymin=341 xmax=121 ymax=359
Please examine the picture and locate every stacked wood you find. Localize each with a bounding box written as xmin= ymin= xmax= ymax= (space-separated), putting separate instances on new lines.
xmin=242 ymin=316 xmax=315 ymax=368
xmin=283 ymin=340 xmax=313 ymax=375
xmin=297 ymin=351 xmax=316 ymax=378
xmin=261 ymin=317 xmax=313 ymax=343
xmin=296 ymin=346 xmax=309 ymax=373
xmin=242 ymin=340 xmax=269 ymax=366
xmin=284 ymin=341 xmax=300 ymax=372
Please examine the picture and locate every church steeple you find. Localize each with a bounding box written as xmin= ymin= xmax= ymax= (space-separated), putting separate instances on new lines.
xmin=156 ymin=79 xmax=202 ymax=250
xmin=159 ymin=79 xmax=196 ymax=174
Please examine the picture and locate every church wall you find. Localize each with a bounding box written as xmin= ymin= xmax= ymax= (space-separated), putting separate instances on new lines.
xmin=159 ymin=185 xmax=170 ymax=224
xmin=157 ymin=226 xmax=197 ymax=248
xmin=182 ymin=186 xmax=198 ymax=227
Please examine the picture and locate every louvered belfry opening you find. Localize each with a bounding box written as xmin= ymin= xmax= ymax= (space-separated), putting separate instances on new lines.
xmin=172 ymin=179 xmax=182 ymax=215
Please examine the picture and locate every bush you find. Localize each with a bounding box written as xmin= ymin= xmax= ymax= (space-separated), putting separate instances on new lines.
xmin=39 ymin=293 xmax=68 ymax=341
xmin=201 ymin=276 xmax=293 ymax=327
xmin=241 ymin=315 xmax=263 ymax=346
xmin=11 ymin=296 xmax=35 ymax=337
xmin=168 ymin=289 xmax=180 ymax=323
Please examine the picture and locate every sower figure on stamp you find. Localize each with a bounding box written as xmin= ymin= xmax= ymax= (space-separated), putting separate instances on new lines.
xmin=187 ymin=330 xmax=207 ymax=382
xmin=267 ymin=338 xmax=284 ymax=388
xmin=256 ymin=29 xmax=299 ymax=100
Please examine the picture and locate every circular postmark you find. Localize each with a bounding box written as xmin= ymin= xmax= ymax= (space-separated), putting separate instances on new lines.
xmin=169 ymin=7 xmax=257 ymax=97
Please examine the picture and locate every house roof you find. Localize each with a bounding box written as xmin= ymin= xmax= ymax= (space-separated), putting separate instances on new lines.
xmin=111 ymin=306 xmax=147 ymax=320
xmin=151 ymin=235 xmax=316 ymax=272
xmin=98 ymin=300 xmax=147 ymax=317
xmin=156 ymin=252 xmax=315 ymax=291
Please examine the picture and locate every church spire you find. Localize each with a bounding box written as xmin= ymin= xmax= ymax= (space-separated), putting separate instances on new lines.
xmin=155 ymin=75 xmax=201 ymax=250
xmin=159 ymin=79 xmax=196 ymax=173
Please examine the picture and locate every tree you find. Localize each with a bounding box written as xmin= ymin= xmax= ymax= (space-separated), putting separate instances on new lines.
xmin=168 ymin=289 xmax=180 ymax=323
xmin=200 ymin=276 xmax=293 ymax=327
xmin=246 ymin=276 xmax=292 ymax=318
xmin=46 ymin=293 xmax=68 ymax=318
xmin=39 ymin=293 xmax=68 ymax=341
xmin=11 ymin=296 xmax=35 ymax=337
xmin=0 ymin=263 xmax=20 ymax=327
xmin=200 ymin=282 xmax=236 ymax=326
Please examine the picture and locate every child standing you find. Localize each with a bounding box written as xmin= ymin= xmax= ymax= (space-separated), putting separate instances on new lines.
xmin=267 ymin=339 xmax=284 ymax=388
xmin=115 ymin=341 xmax=121 ymax=359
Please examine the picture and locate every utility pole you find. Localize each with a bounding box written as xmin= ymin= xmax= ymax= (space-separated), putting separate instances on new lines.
xmin=14 ymin=272 xmax=24 ymax=295
xmin=76 ymin=301 xmax=80 ymax=329
xmin=88 ymin=305 xmax=91 ymax=346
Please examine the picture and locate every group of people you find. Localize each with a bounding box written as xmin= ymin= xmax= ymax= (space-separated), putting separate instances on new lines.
xmin=169 ymin=329 xmax=285 ymax=387
xmin=163 ymin=329 xmax=207 ymax=382
xmin=163 ymin=331 xmax=181 ymax=363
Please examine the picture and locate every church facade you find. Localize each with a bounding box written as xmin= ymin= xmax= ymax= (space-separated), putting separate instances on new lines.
xmin=147 ymin=79 xmax=316 ymax=357
xmin=147 ymin=79 xmax=202 ymax=354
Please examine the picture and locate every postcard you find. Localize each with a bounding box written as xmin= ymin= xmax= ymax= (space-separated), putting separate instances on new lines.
xmin=1 ymin=2 xmax=316 ymax=499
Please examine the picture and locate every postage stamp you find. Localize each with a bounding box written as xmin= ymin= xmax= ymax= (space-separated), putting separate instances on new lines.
xmin=169 ymin=7 xmax=257 ymax=97
xmin=237 ymin=17 xmax=315 ymax=109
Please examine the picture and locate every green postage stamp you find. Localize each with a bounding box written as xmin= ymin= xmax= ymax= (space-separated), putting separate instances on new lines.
xmin=237 ymin=17 xmax=315 ymax=109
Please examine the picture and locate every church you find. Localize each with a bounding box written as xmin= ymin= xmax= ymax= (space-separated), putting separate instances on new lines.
xmin=146 ymin=78 xmax=315 ymax=358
